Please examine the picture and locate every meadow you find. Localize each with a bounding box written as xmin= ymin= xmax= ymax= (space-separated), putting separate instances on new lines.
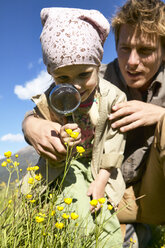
xmin=0 ymin=148 xmax=165 ymax=248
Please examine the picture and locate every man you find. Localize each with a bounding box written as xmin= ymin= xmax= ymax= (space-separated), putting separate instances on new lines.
xmin=100 ymin=0 xmax=165 ymax=225
xmin=22 ymin=0 xmax=165 ymax=243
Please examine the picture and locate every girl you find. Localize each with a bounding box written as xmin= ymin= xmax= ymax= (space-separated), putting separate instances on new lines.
xmin=22 ymin=7 xmax=126 ymax=247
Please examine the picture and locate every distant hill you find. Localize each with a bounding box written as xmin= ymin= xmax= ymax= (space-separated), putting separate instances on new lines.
xmin=0 ymin=146 xmax=39 ymax=184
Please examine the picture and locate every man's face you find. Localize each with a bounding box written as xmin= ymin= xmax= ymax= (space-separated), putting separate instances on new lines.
xmin=117 ymin=24 xmax=165 ymax=91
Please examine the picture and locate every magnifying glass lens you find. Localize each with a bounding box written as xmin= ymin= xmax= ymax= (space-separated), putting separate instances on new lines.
xmin=49 ymin=84 xmax=81 ymax=115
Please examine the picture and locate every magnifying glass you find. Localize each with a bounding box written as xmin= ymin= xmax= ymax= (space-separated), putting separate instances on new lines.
xmin=49 ymin=83 xmax=81 ymax=122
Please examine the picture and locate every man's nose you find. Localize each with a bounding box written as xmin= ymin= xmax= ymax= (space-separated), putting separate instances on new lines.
xmin=127 ymin=49 xmax=140 ymax=68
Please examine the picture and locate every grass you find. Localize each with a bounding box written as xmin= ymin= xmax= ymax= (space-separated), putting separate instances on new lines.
xmin=0 ymin=150 xmax=164 ymax=248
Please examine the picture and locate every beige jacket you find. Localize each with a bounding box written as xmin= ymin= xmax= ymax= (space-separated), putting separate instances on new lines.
xmin=32 ymin=77 xmax=126 ymax=206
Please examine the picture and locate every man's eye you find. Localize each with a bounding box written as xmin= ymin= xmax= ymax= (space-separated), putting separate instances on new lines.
xmin=139 ymin=48 xmax=155 ymax=55
xmin=120 ymin=47 xmax=130 ymax=52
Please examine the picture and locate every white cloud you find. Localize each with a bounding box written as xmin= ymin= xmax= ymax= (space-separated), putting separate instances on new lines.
xmin=28 ymin=62 xmax=33 ymax=69
xmin=38 ymin=58 xmax=43 ymax=64
xmin=14 ymin=70 xmax=53 ymax=100
xmin=1 ymin=133 xmax=24 ymax=142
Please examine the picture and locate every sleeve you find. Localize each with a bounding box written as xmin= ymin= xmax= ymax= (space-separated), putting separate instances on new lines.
xmin=100 ymin=89 xmax=127 ymax=169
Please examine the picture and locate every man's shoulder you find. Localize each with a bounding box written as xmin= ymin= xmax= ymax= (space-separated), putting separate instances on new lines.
xmin=99 ymin=59 xmax=117 ymax=79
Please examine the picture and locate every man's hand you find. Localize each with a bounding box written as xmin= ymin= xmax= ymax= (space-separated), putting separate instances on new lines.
xmin=108 ymin=100 xmax=165 ymax=132
xmin=22 ymin=116 xmax=67 ymax=162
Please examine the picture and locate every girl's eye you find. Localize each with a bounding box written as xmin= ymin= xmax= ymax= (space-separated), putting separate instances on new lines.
xmin=79 ymin=72 xmax=92 ymax=78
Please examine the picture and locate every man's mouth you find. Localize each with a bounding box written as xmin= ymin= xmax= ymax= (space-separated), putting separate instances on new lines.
xmin=127 ymin=70 xmax=142 ymax=78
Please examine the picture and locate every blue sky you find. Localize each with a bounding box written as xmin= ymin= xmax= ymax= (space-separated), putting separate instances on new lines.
xmin=0 ymin=0 xmax=124 ymax=158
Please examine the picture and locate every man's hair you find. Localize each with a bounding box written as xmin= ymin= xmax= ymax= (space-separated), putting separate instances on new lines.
xmin=111 ymin=0 xmax=165 ymax=47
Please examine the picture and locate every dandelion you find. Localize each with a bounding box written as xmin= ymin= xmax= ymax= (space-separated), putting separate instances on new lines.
xmin=65 ymin=128 xmax=73 ymax=136
xmin=51 ymin=210 xmax=55 ymax=216
xmin=90 ymin=199 xmax=98 ymax=207
xmin=55 ymin=222 xmax=64 ymax=229
xmin=15 ymin=154 xmax=19 ymax=158
xmin=57 ymin=206 xmax=64 ymax=211
xmin=30 ymin=199 xmax=36 ymax=203
xmin=107 ymin=204 xmax=113 ymax=210
xmin=70 ymin=131 xmax=79 ymax=139
xmin=76 ymin=146 xmax=85 ymax=156
xmin=26 ymin=194 xmax=32 ymax=199
xmin=98 ymin=198 xmax=106 ymax=204
xmin=35 ymin=173 xmax=42 ymax=181
xmin=64 ymin=198 xmax=72 ymax=205
xmin=4 ymin=151 xmax=12 ymax=158
xmin=62 ymin=213 xmax=70 ymax=219
xmin=71 ymin=212 xmax=79 ymax=220
xmin=35 ymin=216 xmax=45 ymax=223
xmin=1 ymin=161 xmax=7 ymax=167
xmin=28 ymin=178 xmax=34 ymax=184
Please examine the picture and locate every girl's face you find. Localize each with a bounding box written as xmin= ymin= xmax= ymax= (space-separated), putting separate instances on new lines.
xmin=51 ymin=65 xmax=99 ymax=102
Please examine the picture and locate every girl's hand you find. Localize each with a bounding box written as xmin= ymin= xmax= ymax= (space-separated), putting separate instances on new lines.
xmin=87 ymin=169 xmax=111 ymax=213
xmin=60 ymin=123 xmax=81 ymax=147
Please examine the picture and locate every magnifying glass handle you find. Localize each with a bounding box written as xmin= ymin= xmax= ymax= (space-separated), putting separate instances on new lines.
xmin=66 ymin=113 xmax=75 ymax=123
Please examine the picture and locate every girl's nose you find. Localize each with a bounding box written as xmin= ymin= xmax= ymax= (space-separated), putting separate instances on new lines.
xmin=72 ymin=80 xmax=81 ymax=90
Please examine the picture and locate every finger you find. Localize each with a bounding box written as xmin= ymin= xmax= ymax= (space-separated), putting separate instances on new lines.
xmin=120 ymin=119 xmax=142 ymax=132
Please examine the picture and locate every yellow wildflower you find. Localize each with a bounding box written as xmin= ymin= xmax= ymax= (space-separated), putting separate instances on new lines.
xmin=76 ymin=146 xmax=85 ymax=155
xmin=33 ymin=165 xmax=39 ymax=171
xmin=130 ymin=237 xmax=136 ymax=243
xmin=49 ymin=194 xmax=53 ymax=199
xmin=13 ymin=161 xmax=19 ymax=167
xmin=71 ymin=212 xmax=79 ymax=220
xmin=70 ymin=131 xmax=79 ymax=139
xmin=4 ymin=151 xmax=12 ymax=158
xmin=15 ymin=154 xmax=19 ymax=158
xmin=8 ymin=200 xmax=12 ymax=204
xmin=62 ymin=213 xmax=70 ymax=219
xmin=35 ymin=173 xmax=42 ymax=181
xmin=39 ymin=212 xmax=46 ymax=217
xmin=28 ymin=178 xmax=34 ymax=184
xmin=51 ymin=210 xmax=55 ymax=216
xmin=26 ymin=194 xmax=32 ymax=199
xmin=98 ymin=198 xmax=106 ymax=204
xmin=6 ymin=159 xmax=11 ymax=163
xmin=90 ymin=199 xmax=98 ymax=207
xmin=1 ymin=161 xmax=7 ymax=167
xmin=20 ymin=169 xmax=22 ymax=172
xmin=57 ymin=206 xmax=64 ymax=211
xmin=55 ymin=222 xmax=64 ymax=229
xmin=35 ymin=216 xmax=45 ymax=223
xmin=10 ymin=165 xmax=13 ymax=168
xmin=107 ymin=204 xmax=113 ymax=210
xmin=65 ymin=128 xmax=73 ymax=135
xmin=64 ymin=198 xmax=72 ymax=205
xmin=30 ymin=200 xmax=36 ymax=203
